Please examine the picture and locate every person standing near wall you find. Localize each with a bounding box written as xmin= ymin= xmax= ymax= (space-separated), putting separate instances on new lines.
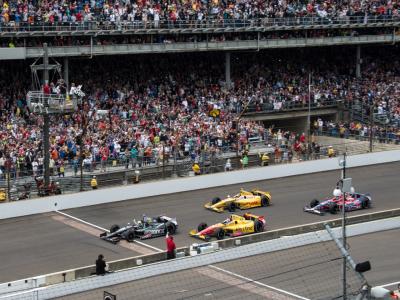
xmin=165 ymin=232 xmax=176 ymax=260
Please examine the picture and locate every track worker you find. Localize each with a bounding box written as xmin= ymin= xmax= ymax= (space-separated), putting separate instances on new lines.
xmin=91 ymin=175 xmax=98 ymax=189
xmin=165 ymin=233 xmax=176 ymax=260
xmin=192 ymin=162 xmax=201 ymax=175
xmin=258 ymin=152 xmax=269 ymax=166
xmin=240 ymin=153 xmax=249 ymax=169
xmin=96 ymin=254 xmax=107 ymax=275
xmin=328 ymin=146 xmax=335 ymax=158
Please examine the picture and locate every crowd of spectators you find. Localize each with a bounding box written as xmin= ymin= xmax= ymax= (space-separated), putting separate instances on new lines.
xmin=1 ymin=0 xmax=400 ymax=30
xmin=0 ymin=47 xmax=399 ymax=179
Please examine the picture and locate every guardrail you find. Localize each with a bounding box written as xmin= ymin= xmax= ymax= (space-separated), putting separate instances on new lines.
xmin=0 ymin=15 xmax=399 ymax=34
xmin=2 ymin=207 xmax=398 ymax=296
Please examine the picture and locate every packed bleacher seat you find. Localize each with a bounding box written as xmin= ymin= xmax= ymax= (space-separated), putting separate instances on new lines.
xmin=0 ymin=48 xmax=399 ymax=178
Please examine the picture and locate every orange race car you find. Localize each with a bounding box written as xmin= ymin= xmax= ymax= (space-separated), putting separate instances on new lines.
xmin=204 ymin=188 xmax=271 ymax=213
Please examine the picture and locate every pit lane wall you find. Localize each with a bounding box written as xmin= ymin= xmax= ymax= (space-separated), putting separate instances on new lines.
xmin=1 ymin=149 xmax=400 ymax=219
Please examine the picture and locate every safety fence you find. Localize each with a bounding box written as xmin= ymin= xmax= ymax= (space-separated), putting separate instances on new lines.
xmin=0 ymin=134 xmax=398 ymax=202
xmin=0 ymin=15 xmax=399 ymax=33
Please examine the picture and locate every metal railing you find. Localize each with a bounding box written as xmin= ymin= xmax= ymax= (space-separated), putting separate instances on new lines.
xmin=349 ymin=100 xmax=398 ymax=127
xmin=1 ymin=15 xmax=399 ymax=33
xmin=244 ymin=99 xmax=338 ymax=114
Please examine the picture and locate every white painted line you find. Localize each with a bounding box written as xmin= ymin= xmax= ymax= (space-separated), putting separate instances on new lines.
xmin=54 ymin=210 xmax=164 ymax=252
xmin=55 ymin=210 xmax=109 ymax=232
xmin=379 ymin=281 xmax=400 ymax=288
xmin=209 ymin=265 xmax=310 ymax=300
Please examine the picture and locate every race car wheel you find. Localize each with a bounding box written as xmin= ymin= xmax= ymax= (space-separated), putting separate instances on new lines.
xmin=361 ymin=199 xmax=371 ymax=209
xmin=310 ymin=199 xmax=319 ymax=208
xmin=165 ymin=221 xmax=177 ymax=234
xmin=197 ymin=222 xmax=207 ymax=232
xmin=126 ymin=230 xmax=135 ymax=242
xmin=254 ymin=220 xmax=264 ymax=233
xmin=110 ymin=224 xmax=120 ymax=233
xmin=228 ymin=202 xmax=236 ymax=212
xmin=329 ymin=203 xmax=338 ymax=214
xmin=212 ymin=197 xmax=221 ymax=205
xmin=215 ymin=228 xmax=225 ymax=240
xmin=261 ymin=196 xmax=270 ymax=207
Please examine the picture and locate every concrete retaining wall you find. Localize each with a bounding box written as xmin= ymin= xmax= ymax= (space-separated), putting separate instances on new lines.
xmin=1 ymin=149 xmax=399 ymax=220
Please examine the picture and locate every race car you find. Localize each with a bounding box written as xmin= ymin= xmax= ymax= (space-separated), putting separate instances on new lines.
xmin=304 ymin=193 xmax=372 ymax=215
xmin=204 ymin=188 xmax=271 ymax=213
xmin=100 ymin=215 xmax=178 ymax=244
xmin=189 ymin=213 xmax=266 ymax=241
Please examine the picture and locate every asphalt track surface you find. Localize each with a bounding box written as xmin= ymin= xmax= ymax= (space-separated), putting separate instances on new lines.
xmin=56 ymin=229 xmax=400 ymax=300
xmin=0 ymin=162 xmax=399 ymax=283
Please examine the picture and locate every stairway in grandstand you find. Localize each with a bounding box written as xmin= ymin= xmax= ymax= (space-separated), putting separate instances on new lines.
xmin=315 ymin=136 xmax=400 ymax=156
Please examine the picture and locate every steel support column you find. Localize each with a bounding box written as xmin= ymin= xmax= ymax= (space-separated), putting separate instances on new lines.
xmin=225 ymin=52 xmax=231 ymax=89
xmin=356 ymin=46 xmax=361 ymax=78
xmin=43 ymin=43 xmax=50 ymax=187
xmin=63 ymin=57 xmax=69 ymax=91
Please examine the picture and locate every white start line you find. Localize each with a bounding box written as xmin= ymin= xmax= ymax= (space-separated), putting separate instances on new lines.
xmin=54 ymin=210 xmax=164 ymax=252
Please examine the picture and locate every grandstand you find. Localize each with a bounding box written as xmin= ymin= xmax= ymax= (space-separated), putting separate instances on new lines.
xmin=0 ymin=2 xmax=400 ymax=299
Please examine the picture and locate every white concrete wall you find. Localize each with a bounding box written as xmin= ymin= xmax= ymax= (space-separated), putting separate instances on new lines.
xmin=1 ymin=150 xmax=399 ymax=220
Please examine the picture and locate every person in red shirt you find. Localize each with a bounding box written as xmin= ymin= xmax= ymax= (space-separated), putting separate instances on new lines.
xmin=165 ymin=233 xmax=176 ymax=260
xmin=43 ymin=81 xmax=50 ymax=95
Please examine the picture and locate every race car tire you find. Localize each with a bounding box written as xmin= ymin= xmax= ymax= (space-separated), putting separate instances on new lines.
xmin=310 ymin=199 xmax=319 ymax=208
xmin=212 ymin=197 xmax=221 ymax=205
xmin=165 ymin=221 xmax=177 ymax=234
xmin=254 ymin=220 xmax=264 ymax=232
xmin=228 ymin=202 xmax=236 ymax=212
xmin=329 ymin=203 xmax=338 ymax=214
xmin=215 ymin=228 xmax=225 ymax=240
xmin=126 ymin=230 xmax=135 ymax=242
xmin=361 ymin=199 xmax=371 ymax=209
xmin=261 ymin=196 xmax=270 ymax=207
xmin=197 ymin=222 xmax=208 ymax=232
xmin=110 ymin=224 xmax=120 ymax=233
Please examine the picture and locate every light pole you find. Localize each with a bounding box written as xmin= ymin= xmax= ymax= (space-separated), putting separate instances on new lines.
xmin=307 ymin=73 xmax=312 ymax=160
xmin=236 ymin=98 xmax=253 ymax=167
xmin=333 ymin=152 xmax=354 ymax=300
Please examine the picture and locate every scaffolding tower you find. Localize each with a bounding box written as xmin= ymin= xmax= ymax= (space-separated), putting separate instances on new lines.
xmin=26 ymin=43 xmax=79 ymax=188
